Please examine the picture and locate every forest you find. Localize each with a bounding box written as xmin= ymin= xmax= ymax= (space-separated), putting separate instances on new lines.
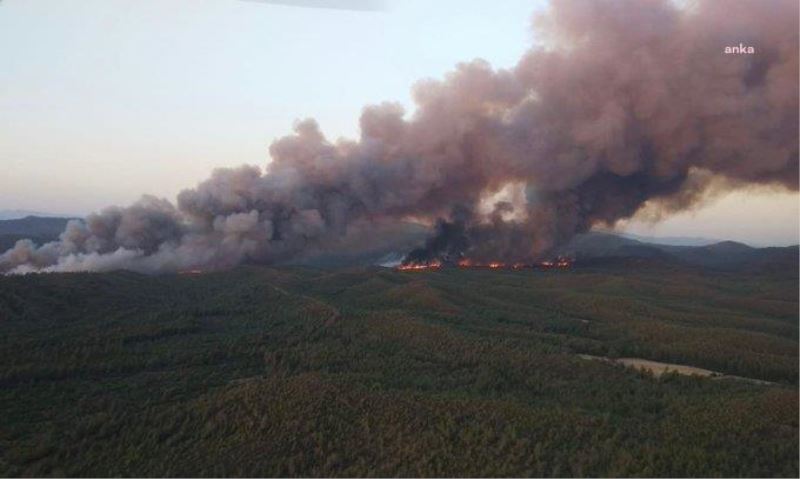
xmin=0 ymin=258 xmax=797 ymax=476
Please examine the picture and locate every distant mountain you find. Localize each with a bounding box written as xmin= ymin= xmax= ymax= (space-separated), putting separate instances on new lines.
xmin=562 ymin=232 xmax=798 ymax=274
xmin=0 ymin=210 xmax=79 ymax=221
xmin=617 ymin=232 xmax=720 ymax=247
xmin=0 ymin=216 xmax=80 ymax=252
xmin=0 ymin=216 xmax=78 ymax=237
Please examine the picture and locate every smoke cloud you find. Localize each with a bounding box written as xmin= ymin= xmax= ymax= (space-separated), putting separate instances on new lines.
xmin=2 ymin=0 xmax=797 ymax=273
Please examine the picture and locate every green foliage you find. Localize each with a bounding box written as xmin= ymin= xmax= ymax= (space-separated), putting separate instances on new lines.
xmin=0 ymin=263 xmax=797 ymax=476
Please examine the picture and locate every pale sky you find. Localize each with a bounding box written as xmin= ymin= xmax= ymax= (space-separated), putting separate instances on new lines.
xmin=0 ymin=0 xmax=797 ymax=245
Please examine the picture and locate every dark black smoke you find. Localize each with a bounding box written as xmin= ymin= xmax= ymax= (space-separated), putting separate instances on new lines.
xmin=403 ymin=209 xmax=472 ymax=265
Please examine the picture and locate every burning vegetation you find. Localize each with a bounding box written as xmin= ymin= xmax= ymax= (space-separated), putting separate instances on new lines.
xmin=397 ymin=256 xmax=573 ymax=272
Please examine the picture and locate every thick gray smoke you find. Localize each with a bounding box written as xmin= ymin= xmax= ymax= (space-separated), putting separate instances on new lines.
xmin=2 ymin=0 xmax=797 ymax=273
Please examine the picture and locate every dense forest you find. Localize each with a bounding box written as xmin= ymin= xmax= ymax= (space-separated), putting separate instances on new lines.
xmin=0 ymin=259 xmax=797 ymax=476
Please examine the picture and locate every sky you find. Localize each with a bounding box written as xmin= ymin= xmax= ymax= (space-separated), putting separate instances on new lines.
xmin=0 ymin=0 xmax=797 ymax=246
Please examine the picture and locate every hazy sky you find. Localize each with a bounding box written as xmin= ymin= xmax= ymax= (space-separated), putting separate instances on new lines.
xmin=0 ymin=0 xmax=797 ymax=245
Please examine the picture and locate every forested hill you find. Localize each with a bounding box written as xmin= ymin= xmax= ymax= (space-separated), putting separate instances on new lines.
xmin=560 ymin=232 xmax=799 ymax=273
xmin=0 ymin=261 xmax=797 ymax=476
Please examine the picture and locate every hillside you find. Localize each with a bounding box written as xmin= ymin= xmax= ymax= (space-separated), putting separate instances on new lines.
xmin=0 ymin=262 xmax=797 ymax=476
xmin=0 ymin=216 xmax=80 ymax=252
xmin=561 ymin=232 xmax=799 ymax=274
xmin=0 ymin=216 xmax=77 ymax=237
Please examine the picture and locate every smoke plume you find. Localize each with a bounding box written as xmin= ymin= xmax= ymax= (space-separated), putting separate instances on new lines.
xmin=2 ymin=0 xmax=797 ymax=273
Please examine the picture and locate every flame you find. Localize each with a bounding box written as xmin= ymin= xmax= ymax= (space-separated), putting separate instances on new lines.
xmin=397 ymin=260 xmax=442 ymax=271
xmin=456 ymin=259 xmax=508 ymax=269
xmin=555 ymin=258 xmax=571 ymax=268
xmin=397 ymin=256 xmax=573 ymax=272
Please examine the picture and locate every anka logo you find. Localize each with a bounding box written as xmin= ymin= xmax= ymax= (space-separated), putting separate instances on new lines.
xmin=724 ymin=43 xmax=755 ymax=54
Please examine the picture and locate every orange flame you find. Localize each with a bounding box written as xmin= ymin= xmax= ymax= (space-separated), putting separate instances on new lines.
xmin=397 ymin=260 xmax=442 ymax=271
xmin=397 ymin=257 xmax=573 ymax=272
